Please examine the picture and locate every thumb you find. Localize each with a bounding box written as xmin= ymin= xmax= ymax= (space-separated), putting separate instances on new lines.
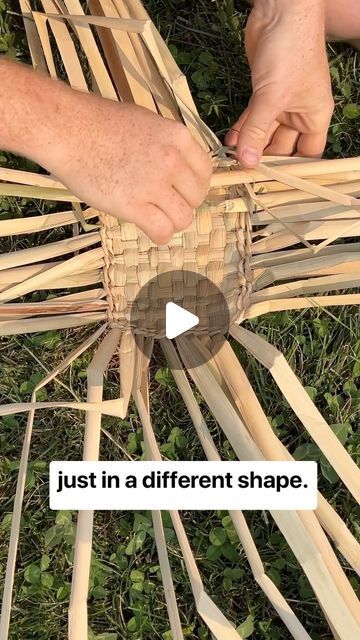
xmin=236 ymin=92 xmax=278 ymax=168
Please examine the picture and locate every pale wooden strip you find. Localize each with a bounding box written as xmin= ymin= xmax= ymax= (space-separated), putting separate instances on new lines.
xmin=251 ymin=273 xmax=360 ymax=301
xmin=245 ymin=294 xmax=360 ymax=318
xmin=0 ymin=324 xmax=107 ymax=640
xmin=0 ymin=167 xmax=65 ymax=189
xmin=134 ymin=389 xmax=240 ymax=640
xmin=253 ymin=171 xmax=360 ymax=193
xmin=0 ymin=265 xmax=101 ymax=293
xmin=258 ymin=163 xmax=360 ymax=208
xmin=0 ymin=183 xmax=78 ymax=201
xmin=0 ymin=299 xmax=106 ymax=321
xmin=0 ymin=232 xmax=100 ymax=271
xmin=211 ymin=339 xmax=360 ymax=611
xmin=0 ymin=312 xmax=105 ymax=336
xmin=69 ymin=329 xmax=122 ymax=640
xmin=161 ymin=338 xmax=313 ymax=639
xmin=252 ymin=219 xmax=360 ymax=254
xmin=42 ymin=11 xmax=150 ymax=33
xmin=54 ymin=0 xmax=118 ymax=99
xmin=255 ymin=180 xmax=360 ymax=211
xmin=176 ymin=336 xmax=360 ymax=638
xmin=211 ymin=182 xmax=360 ymax=214
xmin=0 ymin=208 xmax=97 ymax=237
xmin=255 ymin=254 xmax=360 ymax=289
xmin=40 ymin=0 xmax=88 ymax=91
xmin=111 ymin=0 xmax=180 ymax=119
xmin=88 ymin=0 xmax=132 ymax=101
xmin=96 ymin=0 xmax=157 ymax=110
xmin=252 ymin=202 xmax=356 ymax=226
xmin=118 ymin=329 xmax=136 ymax=415
xmin=0 ymin=398 xmax=126 ymax=419
xmin=132 ymin=342 xmax=183 ymax=640
xmin=140 ymin=23 xmax=216 ymax=149
xmin=230 ymin=326 xmax=360 ymax=504
xmin=210 ymin=157 xmax=360 ymax=188
xmin=246 ymin=183 xmax=314 ymax=252
xmin=20 ymin=0 xmax=48 ymax=72
xmin=251 ymin=242 xmax=360 ymax=268
xmin=0 ymin=247 xmax=103 ymax=303
xmin=32 ymin=11 xmax=58 ymax=78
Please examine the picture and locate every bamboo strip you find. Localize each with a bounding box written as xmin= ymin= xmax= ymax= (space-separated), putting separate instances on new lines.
xmin=0 ymin=168 xmax=64 ymax=189
xmin=251 ymin=273 xmax=360 ymax=301
xmin=0 ymin=267 xmax=102 ymax=293
xmin=32 ymin=11 xmax=57 ymax=78
xmin=230 ymin=326 xmax=360 ymax=503
xmin=133 ymin=389 xmax=241 ymax=640
xmin=252 ymin=202 xmax=358 ymax=226
xmin=252 ymin=220 xmax=360 ymax=254
xmin=96 ymin=0 xmax=157 ymax=110
xmin=161 ymin=338 xmax=312 ymax=639
xmin=246 ymin=293 xmax=360 ymax=317
xmin=0 ymin=183 xmax=78 ymax=201
xmin=69 ymin=328 xmax=122 ymax=640
xmin=210 ymin=339 xmax=360 ymax=575
xmin=0 ymin=299 xmax=106 ymax=321
xmin=0 ymin=312 xmax=105 ymax=336
xmin=19 ymin=0 xmax=48 ymax=71
xmin=0 ymin=398 xmax=126 ymax=419
xmin=208 ymin=181 xmax=360 ymax=214
xmin=176 ymin=336 xmax=360 ymax=638
xmin=0 ymin=233 xmax=97 ymax=271
xmin=251 ymin=242 xmax=360 ymax=268
xmin=51 ymin=0 xmax=118 ymax=99
xmin=258 ymin=164 xmax=360 ymax=208
xmin=255 ymin=254 xmax=360 ymax=289
xmin=112 ymin=0 xmax=180 ymax=119
xmin=0 ymin=324 xmax=107 ymax=640
xmin=88 ymin=0 xmax=131 ymax=101
xmin=140 ymin=23 xmax=214 ymax=148
xmin=0 ymin=208 xmax=97 ymax=237
xmin=0 ymin=247 xmax=103 ymax=303
xmin=119 ymin=329 xmax=136 ymax=414
xmin=210 ymin=157 xmax=360 ymax=188
xmin=40 ymin=0 xmax=88 ymax=91
xmin=254 ymin=171 xmax=360 ymax=193
xmin=132 ymin=342 xmax=184 ymax=640
xmin=41 ymin=11 xmax=150 ymax=33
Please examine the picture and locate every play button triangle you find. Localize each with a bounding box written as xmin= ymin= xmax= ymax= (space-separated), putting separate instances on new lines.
xmin=165 ymin=302 xmax=199 ymax=339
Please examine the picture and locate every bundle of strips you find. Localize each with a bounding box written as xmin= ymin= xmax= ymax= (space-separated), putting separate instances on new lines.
xmin=0 ymin=1 xmax=360 ymax=639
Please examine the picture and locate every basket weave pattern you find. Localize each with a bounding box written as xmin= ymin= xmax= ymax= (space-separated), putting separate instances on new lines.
xmin=100 ymin=184 xmax=252 ymax=335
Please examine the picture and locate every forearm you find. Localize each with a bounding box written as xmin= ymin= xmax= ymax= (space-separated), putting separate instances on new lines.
xmin=0 ymin=58 xmax=85 ymax=172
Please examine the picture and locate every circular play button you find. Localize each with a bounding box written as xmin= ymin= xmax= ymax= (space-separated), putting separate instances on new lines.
xmin=130 ymin=270 xmax=231 ymax=368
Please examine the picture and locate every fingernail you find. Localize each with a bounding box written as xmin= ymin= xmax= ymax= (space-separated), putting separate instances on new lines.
xmin=240 ymin=148 xmax=260 ymax=166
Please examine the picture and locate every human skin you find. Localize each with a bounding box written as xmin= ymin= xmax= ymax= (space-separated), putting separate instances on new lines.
xmin=0 ymin=58 xmax=212 ymax=245
xmin=245 ymin=0 xmax=360 ymax=40
xmin=226 ymin=0 xmax=334 ymax=166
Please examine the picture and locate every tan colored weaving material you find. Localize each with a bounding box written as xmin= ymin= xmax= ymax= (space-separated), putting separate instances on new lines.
xmin=0 ymin=2 xmax=359 ymax=640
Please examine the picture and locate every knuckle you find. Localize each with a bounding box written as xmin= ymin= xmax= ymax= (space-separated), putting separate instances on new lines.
xmin=173 ymin=121 xmax=192 ymax=144
xmin=162 ymin=145 xmax=182 ymax=171
xmin=243 ymin=123 xmax=268 ymax=141
xmin=152 ymin=222 xmax=174 ymax=245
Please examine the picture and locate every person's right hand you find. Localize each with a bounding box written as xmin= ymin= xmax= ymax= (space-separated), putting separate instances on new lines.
xmin=43 ymin=93 xmax=212 ymax=244
xmin=225 ymin=0 xmax=334 ymax=168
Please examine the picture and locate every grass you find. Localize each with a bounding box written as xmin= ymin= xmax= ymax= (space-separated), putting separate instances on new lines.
xmin=0 ymin=1 xmax=359 ymax=639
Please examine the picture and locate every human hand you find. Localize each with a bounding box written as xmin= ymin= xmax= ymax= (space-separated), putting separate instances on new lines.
xmin=41 ymin=93 xmax=212 ymax=244
xmin=225 ymin=0 xmax=334 ymax=168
